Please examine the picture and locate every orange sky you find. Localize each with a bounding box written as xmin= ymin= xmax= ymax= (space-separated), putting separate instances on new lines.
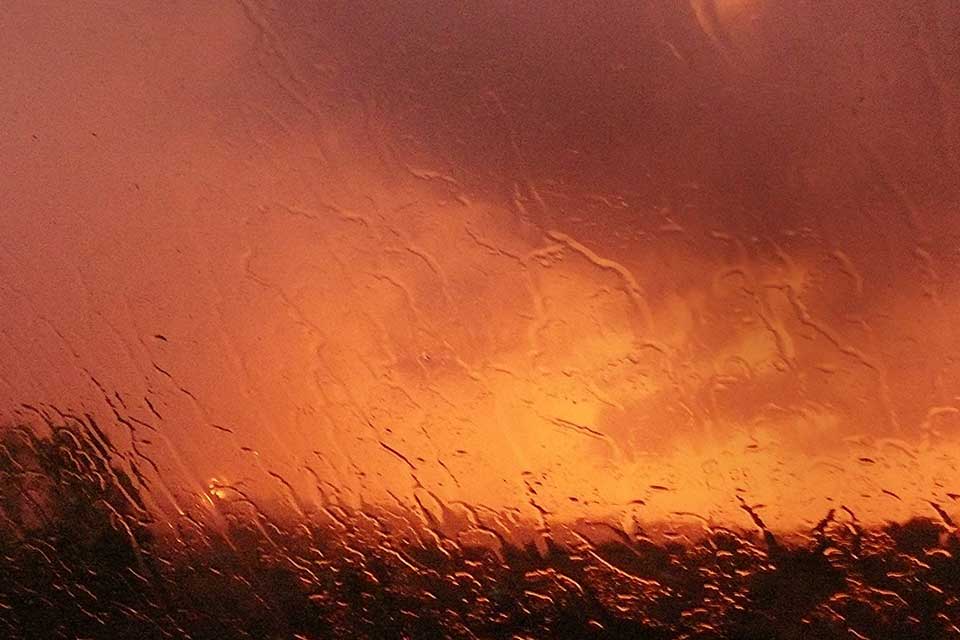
xmin=2 ymin=0 xmax=960 ymax=535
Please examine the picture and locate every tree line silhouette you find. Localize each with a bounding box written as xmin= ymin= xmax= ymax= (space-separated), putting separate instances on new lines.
xmin=2 ymin=414 xmax=960 ymax=639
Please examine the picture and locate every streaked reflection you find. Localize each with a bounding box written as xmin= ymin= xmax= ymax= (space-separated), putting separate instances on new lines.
xmin=2 ymin=0 xmax=960 ymax=637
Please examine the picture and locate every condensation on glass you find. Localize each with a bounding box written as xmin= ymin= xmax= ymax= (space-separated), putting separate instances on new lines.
xmin=2 ymin=1 xmax=960 ymax=638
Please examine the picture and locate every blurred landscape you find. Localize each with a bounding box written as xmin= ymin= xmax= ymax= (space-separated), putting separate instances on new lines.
xmin=3 ymin=414 xmax=960 ymax=639
xmin=3 ymin=1 xmax=960 ymax=637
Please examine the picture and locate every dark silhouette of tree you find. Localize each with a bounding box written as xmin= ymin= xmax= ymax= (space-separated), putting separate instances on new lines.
xmin=0 ymin=414 xmax=163 ymax=639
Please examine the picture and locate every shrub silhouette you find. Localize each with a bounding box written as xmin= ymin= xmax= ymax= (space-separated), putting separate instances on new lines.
xmin=0 ymin=415 xmax=161 ymax=638
xmin=3 ymin=413 xmax=960 ymax=639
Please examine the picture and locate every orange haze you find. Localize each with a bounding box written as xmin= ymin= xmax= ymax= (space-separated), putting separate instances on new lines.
xmin=2 ymin=0 xmax=960 ymax=537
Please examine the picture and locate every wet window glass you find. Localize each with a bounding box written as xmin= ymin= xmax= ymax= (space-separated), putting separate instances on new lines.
xmin=2 ymin=1 xmax=960 ymax=638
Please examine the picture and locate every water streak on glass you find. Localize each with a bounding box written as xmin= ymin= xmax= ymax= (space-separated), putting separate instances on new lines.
xmin=2 ymin=1 xmax=960 ymax=637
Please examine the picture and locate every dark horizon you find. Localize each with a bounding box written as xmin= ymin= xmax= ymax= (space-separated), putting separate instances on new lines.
xmin=4 ymin=412 xmax=960 ymax=639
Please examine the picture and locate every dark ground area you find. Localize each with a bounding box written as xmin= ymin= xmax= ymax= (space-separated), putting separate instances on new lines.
xmin=2 ymin=416 xmax=960 ymax=640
